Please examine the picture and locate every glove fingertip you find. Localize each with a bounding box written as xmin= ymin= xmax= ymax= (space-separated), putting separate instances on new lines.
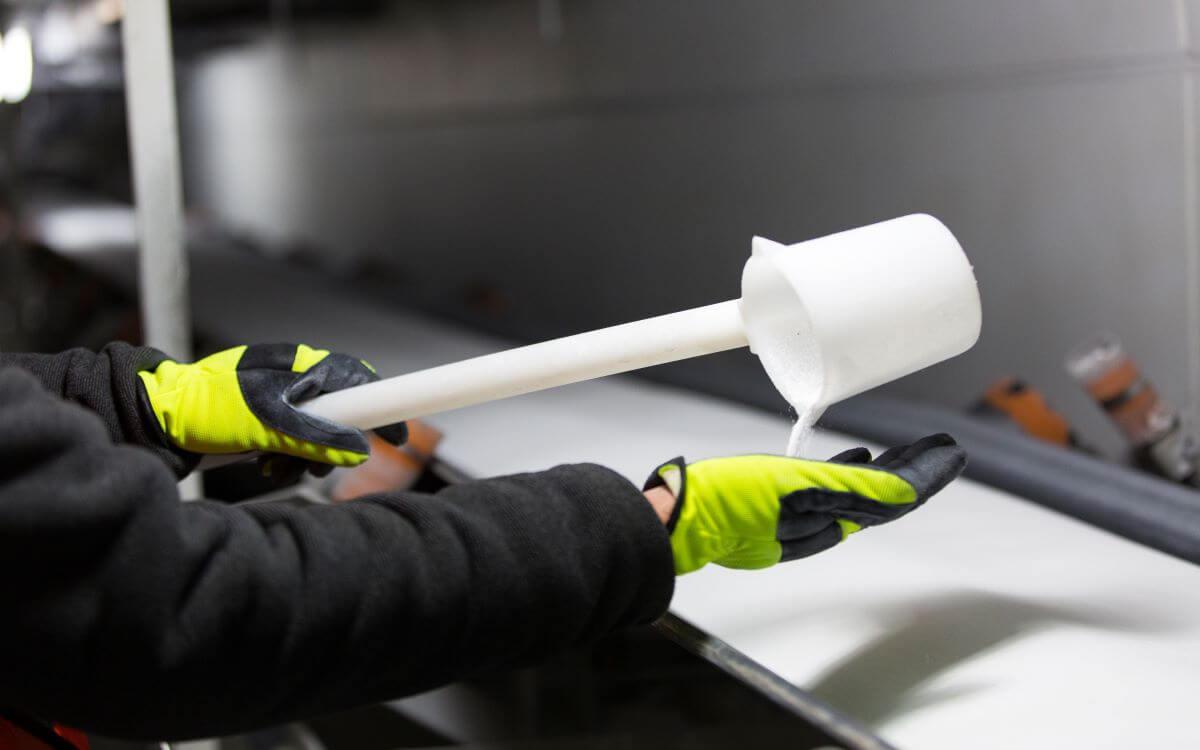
xmin=875 ymin=432 xmax=961 ymax=470
xmin=899 ymin=442 xmax=969 ymax=500
xmin=829 ymin=447 xmax=872 ymax=464
xmin=919 ymin=432 xmax=959 ymax=449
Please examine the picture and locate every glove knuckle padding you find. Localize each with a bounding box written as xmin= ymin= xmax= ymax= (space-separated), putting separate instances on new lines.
xmin=280 ymin=349 xmax=407 ymax=448
xmin=283 ymin=353 xmax=377 ymax=404
xmin=237 ymin=342 xmax=305 ymax=371
xmin=238 ymin=352 xmax=372 ymax=457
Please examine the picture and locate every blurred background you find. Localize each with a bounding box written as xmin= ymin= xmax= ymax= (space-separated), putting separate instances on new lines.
xmin=5 ymin=0 xmax=1200 ymax=464
xmin=5 ymin=2 xmax=1200 ymax=748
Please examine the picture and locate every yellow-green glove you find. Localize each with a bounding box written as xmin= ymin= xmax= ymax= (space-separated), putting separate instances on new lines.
xmin=645 ymin=434 xmax=966 ymax=575
xmin=138 ymin=343 xmax=406 ymax=471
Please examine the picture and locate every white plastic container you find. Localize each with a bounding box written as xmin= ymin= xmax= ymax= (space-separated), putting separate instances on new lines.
xmin=301 ymin=214 xmax=981 ymax=431
xmin=740 ymin=213 xmax=981 ymax=412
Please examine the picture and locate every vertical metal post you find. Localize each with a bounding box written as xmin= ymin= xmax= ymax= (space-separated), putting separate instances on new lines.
xmin=122 ymin=3 xmax=201 ymax=501
xmin=1177 ymin=0 xmax=1200 ymax=441
xmin=121 ymin=0 xmax=192 ymax=361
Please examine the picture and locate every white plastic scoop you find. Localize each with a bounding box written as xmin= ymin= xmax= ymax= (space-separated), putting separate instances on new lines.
xmin=299 ymin=214 xmax=981 ymax=431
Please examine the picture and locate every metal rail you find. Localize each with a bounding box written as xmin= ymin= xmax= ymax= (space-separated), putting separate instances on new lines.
xmin=826 ymin=395 xmax=1200 ymax=565
xmin=654 ymin=612 xmax=896 ymax=750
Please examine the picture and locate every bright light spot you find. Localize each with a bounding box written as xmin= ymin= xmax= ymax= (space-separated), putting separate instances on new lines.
xmin=36 ymin=7 xmax=80 ymax=65
xmin=1 ymin=27 xmax=34 ymax=103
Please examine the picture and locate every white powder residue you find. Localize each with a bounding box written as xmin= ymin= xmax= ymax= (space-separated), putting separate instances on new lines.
xmin=758 ymin=335 xmax=825 ymax=458
xmin=744 ymin=301 xmax=826 ymax=458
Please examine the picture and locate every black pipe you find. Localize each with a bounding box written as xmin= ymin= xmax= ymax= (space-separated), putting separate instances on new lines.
xmin=824 ymin=396 xmax=1200 ymax=566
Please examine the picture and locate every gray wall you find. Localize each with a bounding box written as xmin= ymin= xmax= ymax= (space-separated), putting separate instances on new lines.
xmin=181 ymin=1 xmax=1200 ymax=456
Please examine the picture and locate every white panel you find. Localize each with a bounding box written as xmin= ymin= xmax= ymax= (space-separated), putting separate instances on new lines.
xmin=188 ymin=1 xmax=1188 ymax=117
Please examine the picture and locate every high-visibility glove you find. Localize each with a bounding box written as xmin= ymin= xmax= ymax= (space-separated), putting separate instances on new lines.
xmin=645 ymin=433 xmax=966 ymax=575
xmin=138 ymin=343 xmax=406 ymax=475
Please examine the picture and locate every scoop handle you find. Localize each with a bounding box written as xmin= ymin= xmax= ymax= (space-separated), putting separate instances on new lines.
xmin=196 ymin=300 xmax=747 ymax=471
xmin=301 ymin=299 xmax=748 ymax=431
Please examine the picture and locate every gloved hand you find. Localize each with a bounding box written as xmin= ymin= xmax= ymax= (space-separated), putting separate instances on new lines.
xmin=138 ymin=343 xmax=406 ymax=476
xmin=644 ymin=433 xmax=966 ymax=574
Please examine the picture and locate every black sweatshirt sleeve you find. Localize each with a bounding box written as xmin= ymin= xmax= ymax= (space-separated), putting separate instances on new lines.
xmin=0 ymin=368 xmax=675 ymax=741
xmin=0 ymin=342 xmax=199 ymax=476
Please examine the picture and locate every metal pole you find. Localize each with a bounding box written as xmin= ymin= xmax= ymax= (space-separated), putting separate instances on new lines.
xmin=122 ymin=2 xmax=201 ymax=501
xmin=121 ymin=0 xmax=192 ymax=361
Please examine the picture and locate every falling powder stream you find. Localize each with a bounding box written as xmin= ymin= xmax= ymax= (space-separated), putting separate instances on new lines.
xmin=785 ymin=403 xmax=826 ymax=458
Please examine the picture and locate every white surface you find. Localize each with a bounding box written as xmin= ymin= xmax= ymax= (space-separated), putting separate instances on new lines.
xmin=47 ymin=241 xmax=1200 ymax=748
xmin=743 ymin=215 xmax=981 ymax=410
xmin=433 ymin=388 xmax=1200 ymax=750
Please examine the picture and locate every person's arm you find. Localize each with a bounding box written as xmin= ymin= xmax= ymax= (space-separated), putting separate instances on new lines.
xmin=0 ymin=368 xmax=674 ymax=740
xmin=0 ymin=342 xmax=407 ymax=479
xmin=0 ymin=342 xmax=190 ymax=472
